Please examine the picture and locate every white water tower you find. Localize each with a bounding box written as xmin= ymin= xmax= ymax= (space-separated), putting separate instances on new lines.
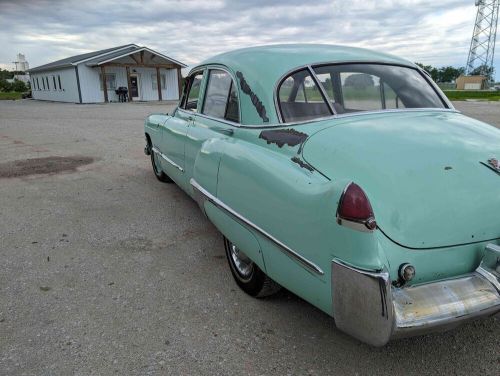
xmin=13 ymin=53 xmax=29 ymax=72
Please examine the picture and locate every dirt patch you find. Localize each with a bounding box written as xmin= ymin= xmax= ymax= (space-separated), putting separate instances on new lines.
xmin=0 ymin=156 xmax=94 ymax=178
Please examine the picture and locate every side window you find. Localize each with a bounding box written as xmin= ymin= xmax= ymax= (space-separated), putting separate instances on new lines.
xmin=183 ymin=72 xmax=204 ymax=112
xmin=202 ymin=69 xmax=239 ymax=123
xmin=278 ymin=69 xmax=331 ymax=122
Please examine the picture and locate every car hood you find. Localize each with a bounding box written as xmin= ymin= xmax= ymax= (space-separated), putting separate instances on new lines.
xmin=302 ymin=110 xmax=500 ymax=249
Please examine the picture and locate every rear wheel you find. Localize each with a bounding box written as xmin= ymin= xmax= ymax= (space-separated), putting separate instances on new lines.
xmin=147 ymin=138 xmax=172 ymax=183
xmin=224 ymin=237 xmax=281 ymax=298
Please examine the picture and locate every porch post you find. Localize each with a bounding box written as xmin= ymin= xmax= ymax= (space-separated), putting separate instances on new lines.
xmin=156 ymin=67 xmax=162 ymax=101
xmin=177 ymin=67 xmax=182 ymax=100
xmin=100 ymin=65 xmax=108 ymax=103
xmin=126 ymin=66 xmax=132 ymax=102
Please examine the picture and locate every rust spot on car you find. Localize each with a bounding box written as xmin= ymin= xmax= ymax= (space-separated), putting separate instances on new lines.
xmin=444 ymin=166 xmax=452 ymax=170
xmin=291 ymin=156 xmax=314 ymax=172
xmin=0 ymin=156 xmax=94 ymax=178
xmin=259 ymin=128 xmax=308 ymax=148
xmin=236 ymin=71 xmax=269 ymax=122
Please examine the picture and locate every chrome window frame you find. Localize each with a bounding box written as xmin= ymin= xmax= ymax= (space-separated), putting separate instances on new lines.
xmin=175 ymin=61 xmax=456 ymax=129
xmin=275 ymin=66 xmax=336 ymax=122
xmin=200 ymin=67 xmax=241 ymax=124
xmin=180 ymin=69 xmax=206 ymax=112
xmin=273 ymin=61 xmax=454 ymax=124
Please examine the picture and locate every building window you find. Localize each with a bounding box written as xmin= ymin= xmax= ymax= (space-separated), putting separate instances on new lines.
xmin=46 ymin=77 xmax=50 ymax=90
xmin=42 ymin=77 xmax=46 ymax=90
xmin=36 ymin=77 xmax=40 ymax=90
xmin=52 ymin=76 xmax=57 ymax=91
xmin=151 ymin=74 xmax=166 ymax=90
xmin=99 ymin=73 xmax=116 ymax=90
xmin=58 ymin=75 xmax=62 ymax=90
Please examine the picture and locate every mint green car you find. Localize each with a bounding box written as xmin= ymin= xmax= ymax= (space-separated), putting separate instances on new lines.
xmin=144 ymin=45 xmax=500 ymax=346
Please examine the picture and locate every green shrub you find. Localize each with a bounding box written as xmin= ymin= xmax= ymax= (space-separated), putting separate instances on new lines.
xmin=0 ymin=78 xmax=12 ymax=92
xmin=11 ymin=79 xmax=27 ymax=92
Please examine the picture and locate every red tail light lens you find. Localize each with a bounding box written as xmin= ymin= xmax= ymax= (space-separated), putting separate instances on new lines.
xmin=338 ymin=183 xmax=376 ymax=231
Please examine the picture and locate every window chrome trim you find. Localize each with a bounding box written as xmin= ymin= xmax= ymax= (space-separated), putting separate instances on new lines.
xmin=186 ymin=64 xmax=242 ymax=125
xmin=307 ymin=65 xmax=336 ymax=115
xmin=190 ymin=178 xmax=324 ymax=276
xmin=181 ymin=68 xmax=206 ymax=111
xmin=151 ymin=146 xmax=184 ymax=172
xmin=274 ymin=61 xmax=454 ymax=124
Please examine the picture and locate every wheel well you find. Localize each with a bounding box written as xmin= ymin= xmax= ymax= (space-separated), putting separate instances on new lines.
xmin=145 ymin=133 xmax=152 ymax=146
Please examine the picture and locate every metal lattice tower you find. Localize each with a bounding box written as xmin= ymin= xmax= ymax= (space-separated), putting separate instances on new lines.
xmin=465 ymin=0 xmax=499 ymax=79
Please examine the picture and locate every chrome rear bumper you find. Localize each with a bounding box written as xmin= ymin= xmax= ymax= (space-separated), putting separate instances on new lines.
xmin=332 ymin=244 xmax=500 ymax=346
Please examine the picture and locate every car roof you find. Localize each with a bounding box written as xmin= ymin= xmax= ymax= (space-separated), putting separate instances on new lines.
xmin=195 ymin=44 xmax=416 ymax=125
xmin=200 ymin=44 xmax=413 ymax=73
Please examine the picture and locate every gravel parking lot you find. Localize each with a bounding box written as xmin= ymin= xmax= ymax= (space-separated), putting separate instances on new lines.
xmin=0 ymin=99 xmax=499 ymax=375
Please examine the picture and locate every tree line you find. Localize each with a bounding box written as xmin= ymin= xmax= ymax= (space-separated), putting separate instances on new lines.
xmin=415 ymin=63 xmax=495 ymax=83
xmin=0 ymin=68 xmax=29 ymax=92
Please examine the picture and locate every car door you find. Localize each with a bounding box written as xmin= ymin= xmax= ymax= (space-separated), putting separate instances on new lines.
xmin=184 ymin=68 xmax=240 ymax=184
xmin=157 ymin=70 xmax=205 ymax=188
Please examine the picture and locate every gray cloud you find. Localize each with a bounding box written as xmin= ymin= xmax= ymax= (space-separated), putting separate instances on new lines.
xmin=0 ymin=0 xmax=496 ymax=79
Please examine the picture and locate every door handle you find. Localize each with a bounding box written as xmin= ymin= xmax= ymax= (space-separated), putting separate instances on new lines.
xmin=187 ymin=116 xmax=194 ymax=122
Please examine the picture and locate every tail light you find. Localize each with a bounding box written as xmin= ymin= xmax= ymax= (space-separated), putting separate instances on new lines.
xmin=337 ymin=182 xmax=377 ymax=232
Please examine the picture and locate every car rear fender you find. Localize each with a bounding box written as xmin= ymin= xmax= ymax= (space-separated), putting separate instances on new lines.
xmin=202 ymin=137 xmax=387 ymax=315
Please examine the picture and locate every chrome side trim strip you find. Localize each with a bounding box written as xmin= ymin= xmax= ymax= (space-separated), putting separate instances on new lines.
xmin=190 ymin=178 xmax=324 ymax=276
xmin=151 ymin=146 xmax=184 ymax=172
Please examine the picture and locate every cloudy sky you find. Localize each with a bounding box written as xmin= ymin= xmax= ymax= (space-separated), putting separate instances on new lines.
xmin=0 ymin=0 xmax=497 ymax=79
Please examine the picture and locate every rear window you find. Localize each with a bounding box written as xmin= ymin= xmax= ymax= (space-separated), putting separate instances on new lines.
xmin=277 ymin=64 xmax=446 ymax=122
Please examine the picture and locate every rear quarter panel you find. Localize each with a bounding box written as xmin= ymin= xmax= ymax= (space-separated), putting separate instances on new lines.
xmin=215 ymin=132 xmax=387 ymax=315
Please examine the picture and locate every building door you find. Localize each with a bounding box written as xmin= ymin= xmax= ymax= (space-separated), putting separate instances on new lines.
xmin=130 ymin=74 xmax=140 ymax=100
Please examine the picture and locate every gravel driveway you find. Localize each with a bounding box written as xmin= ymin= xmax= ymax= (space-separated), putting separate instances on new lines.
xmin=0 ymin=100 xmax=498 ymax=375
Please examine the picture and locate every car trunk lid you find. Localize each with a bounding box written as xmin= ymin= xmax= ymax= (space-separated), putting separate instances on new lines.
xmin=302 ymin=110 xmax=500 ymax=249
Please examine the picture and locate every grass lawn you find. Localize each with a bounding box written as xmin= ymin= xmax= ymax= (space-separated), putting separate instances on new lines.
xmin=0 ymin=92 xmax=23 ymax=100
xmin=443 ymin=90 xmax=500 ymax=101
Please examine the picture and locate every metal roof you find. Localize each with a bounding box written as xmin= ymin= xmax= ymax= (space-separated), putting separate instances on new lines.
xmin=28 ymin=44 xmax=186 ymax=72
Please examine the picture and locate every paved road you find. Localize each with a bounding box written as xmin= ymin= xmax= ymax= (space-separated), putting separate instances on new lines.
xmin=0 ymin=100 xmax=498 ymax=375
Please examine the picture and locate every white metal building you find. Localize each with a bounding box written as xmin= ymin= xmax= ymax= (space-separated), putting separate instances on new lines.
xmin=28 ymin=44 xmax=186 ymax=103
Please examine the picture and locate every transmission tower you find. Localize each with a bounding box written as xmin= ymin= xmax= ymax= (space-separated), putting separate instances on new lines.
xmin=465 ymin=0 xmax=499 ymax=80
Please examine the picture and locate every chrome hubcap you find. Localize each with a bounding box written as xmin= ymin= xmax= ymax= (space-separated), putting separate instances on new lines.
xmin=229 ymin=243 xmax=254 ymax=280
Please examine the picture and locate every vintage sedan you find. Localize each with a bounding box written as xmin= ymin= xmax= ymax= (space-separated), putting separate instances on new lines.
xmin=144 ymin=45 xmax=500 ymax=346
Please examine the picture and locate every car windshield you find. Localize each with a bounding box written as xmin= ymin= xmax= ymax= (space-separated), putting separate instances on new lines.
xmin=278 ymin=63 xmax=447 ymax=122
